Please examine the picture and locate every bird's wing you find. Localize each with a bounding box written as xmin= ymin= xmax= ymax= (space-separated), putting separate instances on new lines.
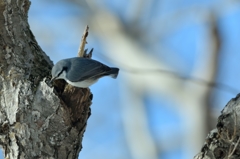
xmin=66 ymin=58 xmax=111 ymax=82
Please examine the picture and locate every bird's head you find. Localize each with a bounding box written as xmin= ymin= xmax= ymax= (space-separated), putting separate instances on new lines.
xmin=51 ymin=60 xmax=69 ymax=83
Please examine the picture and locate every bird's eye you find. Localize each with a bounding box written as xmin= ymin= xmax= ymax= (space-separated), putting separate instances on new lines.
xmin=63 ymin=67 xmax=68 ymax=71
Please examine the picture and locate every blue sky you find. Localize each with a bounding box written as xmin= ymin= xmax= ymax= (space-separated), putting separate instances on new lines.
xmin=1 ymin=1 xmax=240 ymax=159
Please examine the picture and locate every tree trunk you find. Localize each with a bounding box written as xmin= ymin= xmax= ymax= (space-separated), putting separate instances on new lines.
xmin=0 ymin=1 xmax=92 ymax=158
xmin=194 ymin=94 xmax=240 ymax=159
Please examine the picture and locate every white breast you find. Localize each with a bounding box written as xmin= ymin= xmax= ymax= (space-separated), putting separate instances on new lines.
xmin=56 ymin=70 xmax=98 ymax=88
xmin=66 ymin=79 xmax=98 ymax=88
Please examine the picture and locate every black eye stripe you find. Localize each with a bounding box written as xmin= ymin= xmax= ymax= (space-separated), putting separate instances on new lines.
xmin=57 ymin=70 xmax=63 ymax=77
xmin=57 ymin=67 xmax=67 ymax=77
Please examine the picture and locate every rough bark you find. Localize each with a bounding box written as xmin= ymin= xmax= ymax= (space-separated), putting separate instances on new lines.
xmin=194 ymin=94 xmax=240 ymax=159
xmin=0 ymin=0 xmax=92 ymax=158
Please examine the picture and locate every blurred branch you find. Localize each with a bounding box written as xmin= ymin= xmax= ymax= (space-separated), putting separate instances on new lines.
xmin=95 ymin=52 xmax=238 ymax=95
xmin=203 ymin=14 xmax=222 ymax=133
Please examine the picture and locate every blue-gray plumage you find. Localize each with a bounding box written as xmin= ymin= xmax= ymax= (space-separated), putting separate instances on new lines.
xmin=51 ymin=57 xmax=119 ymax=88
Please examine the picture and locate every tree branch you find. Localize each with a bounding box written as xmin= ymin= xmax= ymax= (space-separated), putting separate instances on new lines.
xmin=194 ymin=94 xmax=240 ymax=159
xmin=78 ymin=25 xmax=89 ymax=57
xmin=0 ymin=1 xmax=92 ymax=158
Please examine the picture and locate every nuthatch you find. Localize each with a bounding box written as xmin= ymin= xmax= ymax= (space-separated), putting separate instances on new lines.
xmin=51 ymin=57 xmax=119 ymax=88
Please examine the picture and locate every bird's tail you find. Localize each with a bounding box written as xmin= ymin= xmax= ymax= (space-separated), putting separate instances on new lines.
xmin=108 ymin=67 xmax=119 ymax=79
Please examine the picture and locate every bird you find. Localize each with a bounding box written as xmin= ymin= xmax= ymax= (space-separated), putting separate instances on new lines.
xmin=51 ymin=57 xmax=119 ymax=88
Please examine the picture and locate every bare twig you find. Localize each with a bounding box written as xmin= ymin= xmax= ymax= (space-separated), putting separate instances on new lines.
xmin=78 ymin=25 xmax=89 ymax=57
xmin=228 ymin=111 xmax=239 ymax=158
